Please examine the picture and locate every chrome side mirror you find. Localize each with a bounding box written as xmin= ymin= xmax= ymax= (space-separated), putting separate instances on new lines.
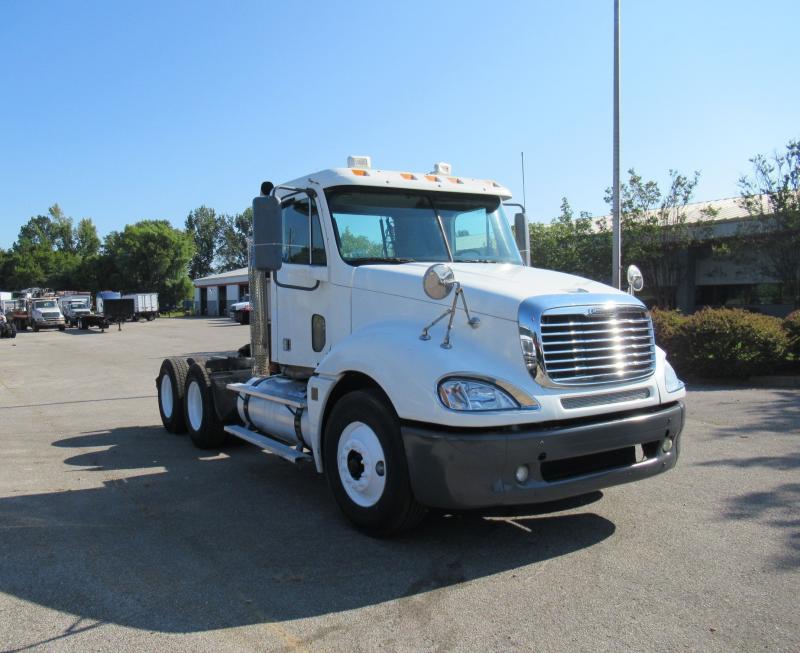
xmin=422 ymin=264 xmax=455 ymax=300
xmin=627 ymin=264 xmax=644 ymax=294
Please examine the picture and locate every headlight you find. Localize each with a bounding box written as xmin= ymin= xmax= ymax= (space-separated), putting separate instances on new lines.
xmin=519 ymin=329 xmax=537 ymax=372
xmin=438 ymin=378 xmax=519 ymax=411
xmin=664 ymin=361 xmax=684 ymax=393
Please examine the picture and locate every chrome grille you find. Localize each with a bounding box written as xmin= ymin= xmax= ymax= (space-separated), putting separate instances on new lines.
xmin=539 ymin=305 xmax=655 ymax=385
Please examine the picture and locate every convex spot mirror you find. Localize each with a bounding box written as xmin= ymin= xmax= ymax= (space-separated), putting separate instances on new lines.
xmin=252 ymin=195 xmax=283 ymax=272
xmin=627 ymin=264 xmax=644 ymax=292
xmin=423 ymin=264 xmax=456 ymax=300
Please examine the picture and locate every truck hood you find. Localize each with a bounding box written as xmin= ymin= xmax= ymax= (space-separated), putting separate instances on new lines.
xmin=350 ymin=262 xmax=627 ymax=321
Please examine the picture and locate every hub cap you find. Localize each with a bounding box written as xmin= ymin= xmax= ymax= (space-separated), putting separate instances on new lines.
xmin=337 ymin=421 xmax=386 ymax=507
xmin=187 ymin=380 xmax=203 ymax=431
xmin=160 ymin=374 xmax=173 ymax=419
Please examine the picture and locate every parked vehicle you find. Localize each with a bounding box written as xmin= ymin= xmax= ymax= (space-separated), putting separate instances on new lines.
xmin=95 ymin=291 xmax=121 ymax=317
xmin=156 ymin=158 xmax=686 ymax=535
xmin=229 ymin=296 xmax=251 ymax=324
xmin=27 ymin=297 xmax=66 ymax=331
xmin=103 ymin=298 xmax=135 ymax=327
xmin=0 ymin=312 xmax=16 ymax=338
xmin=6 ymin=299 xmax=29 ymax=331
xmin=58 ymin=294 xmax=93 ymax=327
xmin=122 ymin=293 xmax=159 ymax=321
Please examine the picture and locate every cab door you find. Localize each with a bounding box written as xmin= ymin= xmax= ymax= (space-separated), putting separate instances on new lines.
xmin=273 ymin=191 xmax=336 ymax=369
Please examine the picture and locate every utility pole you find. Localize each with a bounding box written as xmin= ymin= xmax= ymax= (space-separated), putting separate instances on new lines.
xmin=612 ymin=0 xmax=622 ymax=289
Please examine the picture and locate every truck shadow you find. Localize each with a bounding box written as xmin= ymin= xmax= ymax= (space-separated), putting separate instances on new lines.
xmin=0 ymin=425 xmax=615 ymax=635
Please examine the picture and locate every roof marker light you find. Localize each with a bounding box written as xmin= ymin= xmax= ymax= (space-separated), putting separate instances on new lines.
xmin=351 ymin=168 xmax=369 ymax=176
xmin=425 ymin=174 xmax=440 ymax=182
xmin=347 ymin=155 xmax=372 ymax=169
xmin=448 ymin=177 xmax=463 ymax=184
xmin=400 ymin=173 xmax=417 ymax=180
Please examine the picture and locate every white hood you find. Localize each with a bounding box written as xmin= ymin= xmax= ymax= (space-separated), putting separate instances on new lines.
xmin=351 ymin=262 xmax=626 ymax=321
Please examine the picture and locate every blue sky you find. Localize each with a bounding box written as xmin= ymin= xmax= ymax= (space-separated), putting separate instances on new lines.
xmin=1 ymin=0 xmax=798 ymax=248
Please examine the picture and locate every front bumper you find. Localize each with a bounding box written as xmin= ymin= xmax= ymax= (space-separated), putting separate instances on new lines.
xmin=402 ymin=402 xmax=684 ymax=510
xmin=34 ymin=319 xmax=65 ymax=329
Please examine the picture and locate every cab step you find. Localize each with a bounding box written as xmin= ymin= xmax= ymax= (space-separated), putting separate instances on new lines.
xmin=224 ymin=425 xmax=311 ymax=464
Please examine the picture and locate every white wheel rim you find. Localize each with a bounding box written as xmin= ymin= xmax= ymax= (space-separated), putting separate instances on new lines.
xmin=187 ymin=381 xmax=203 ymax=431
xmin=337 ymin=421 xmax=386 ymax=508
xmin=160 ymin=374 xmax=173 ymax=419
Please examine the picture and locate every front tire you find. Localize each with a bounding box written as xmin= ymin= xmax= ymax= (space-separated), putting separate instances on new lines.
xmin=323 ymin=389 xmax=426 ymax=535
xmin=157 ymin=358 xmax=189 ymax=433
xmin=184 ymin=363 xmax=226 ymax=449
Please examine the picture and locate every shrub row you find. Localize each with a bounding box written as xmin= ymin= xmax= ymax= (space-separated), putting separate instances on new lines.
xmin=651 ymin=307 xmax=795 ymax=379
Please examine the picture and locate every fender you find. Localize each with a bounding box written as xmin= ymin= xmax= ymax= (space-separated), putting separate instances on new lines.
xmin=305 ymin=316 xmax=534 ymax=472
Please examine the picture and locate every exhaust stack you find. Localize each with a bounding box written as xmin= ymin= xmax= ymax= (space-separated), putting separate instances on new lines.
xmin=248 ymin=240 xmax=270 ymax=376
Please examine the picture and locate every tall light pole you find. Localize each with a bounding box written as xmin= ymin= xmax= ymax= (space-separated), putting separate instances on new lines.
xmin=612 ymin=0 xmax=622 ymax=289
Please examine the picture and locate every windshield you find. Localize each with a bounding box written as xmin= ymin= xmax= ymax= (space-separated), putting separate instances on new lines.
xmin=33 ymin=300 xmax=57 ymax=309
xmin=69 ymin=300 xmax=90 ymax=309
xmin=326 ymin=189 xmax=522 ymax=265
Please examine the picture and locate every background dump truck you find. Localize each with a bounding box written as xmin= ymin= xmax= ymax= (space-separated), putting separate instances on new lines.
xmin=122 ymin=292 xmax=159 ymax=321
xmin=156 ymin=158 xmax=686 ymax=535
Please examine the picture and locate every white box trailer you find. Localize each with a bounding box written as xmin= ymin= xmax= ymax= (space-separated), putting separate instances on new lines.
xmin=154 ymin=157 xmax=686 ymax=535
xmin=122 ymin=293 xmax=159 ymax=321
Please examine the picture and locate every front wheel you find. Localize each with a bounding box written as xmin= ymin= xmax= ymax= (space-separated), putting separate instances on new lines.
xmin=323 ymin=389 xmax=426 ymax=535
xmin=32 ymin=323 xmax=39 ymax=332
xmin=58 ymin=325 xmax=66 ymax=331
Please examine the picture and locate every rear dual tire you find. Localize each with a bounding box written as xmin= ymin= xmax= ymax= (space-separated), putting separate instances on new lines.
xmin=157 ymin=358 xmax=189 ymax=433
xmin=184 ymin=363 xmax=227 ymax=449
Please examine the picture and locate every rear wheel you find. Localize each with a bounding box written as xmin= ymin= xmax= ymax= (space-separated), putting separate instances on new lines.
xmin=157 ymin=358 xmax=189 ymax=433
xmin=184 ymin=363 xmax=226 ymax=449
xmin=32 ymin=323 xmax=39 ymax=332
xmin=58 ymin=325 xmax=66 ymax=331
xmin=323 ymin=389 xmax=426 ymax=535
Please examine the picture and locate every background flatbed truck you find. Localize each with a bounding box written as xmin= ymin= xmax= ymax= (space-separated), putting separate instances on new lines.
xmin=156 ymin=160 xmax=686 ymax=535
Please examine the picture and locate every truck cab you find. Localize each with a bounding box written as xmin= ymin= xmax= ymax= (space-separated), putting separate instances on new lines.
xmin=156 ymin=158 xmax=686 ymax=535
xmin=59 ymin=295 xmax=93 ymax=327
xmin=29 ymin=297 xmax=66 ymax=332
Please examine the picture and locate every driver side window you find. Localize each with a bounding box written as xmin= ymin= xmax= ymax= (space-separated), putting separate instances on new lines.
xmin=282 ymin=195 xmax=327 ymax=266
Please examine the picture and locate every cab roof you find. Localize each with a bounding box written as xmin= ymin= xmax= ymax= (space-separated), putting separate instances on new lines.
xmin=278 ymin=167 xmax=513 ymax=200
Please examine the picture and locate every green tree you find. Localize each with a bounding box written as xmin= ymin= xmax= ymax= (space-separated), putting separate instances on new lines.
xmin=185 ymin=206 xmax=222 ymax=279
xmin=738 ymin=140 xmax=800 ymax=307
xmin=75 ymin=218 xmax=101 ymax=258
xmin=217 ymin=207 xmax=252 ymax=271
xmin=47 ymin=204 xmax=75 ymax=253
xmin=605 ymin=169 xmax=710 ymax=308
xmin=103 ymin=220 xmax=194 ymax=307
xmin=528 ymin=198 xmax=611 ymax=283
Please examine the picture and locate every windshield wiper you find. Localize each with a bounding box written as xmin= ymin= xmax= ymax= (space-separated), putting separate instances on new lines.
xmin=348 ymin=257 xmax=415 ymax=266
xmin=455 ymin=258 xmax=498 ymax=263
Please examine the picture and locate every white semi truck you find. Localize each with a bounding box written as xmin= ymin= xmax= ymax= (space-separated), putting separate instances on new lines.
xmin=156 ymin=158 xmax=685 ymax=534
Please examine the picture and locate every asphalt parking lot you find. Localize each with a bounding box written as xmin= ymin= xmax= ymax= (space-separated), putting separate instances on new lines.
xmin=0 ymin=317 xmax=798 ymax=652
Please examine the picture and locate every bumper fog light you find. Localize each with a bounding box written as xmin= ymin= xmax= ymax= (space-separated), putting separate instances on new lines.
xmin=515 ymin=465 xmax=529 ymax=484
xmin=662 ymin=438 xmax=674 ymax=453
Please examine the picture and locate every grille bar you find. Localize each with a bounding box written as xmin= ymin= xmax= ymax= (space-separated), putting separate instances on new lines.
xmin=539 ymin=305 xmax=656 ymax=385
